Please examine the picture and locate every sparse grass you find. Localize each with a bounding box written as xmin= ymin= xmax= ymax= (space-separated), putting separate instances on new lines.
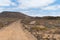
xmin=31 ymin=26 xmax=47 ymax=32
xmin=0 ymin=17 xmax=19 ymax=29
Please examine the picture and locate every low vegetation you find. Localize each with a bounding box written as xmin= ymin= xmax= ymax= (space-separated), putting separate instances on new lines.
xmin=0 ymin=11 xmax=60 ymax=40
xmin=0 ymin=17 xmax=19 ymax=29
xmin=21 ymin=17 xmax=60 ymax=40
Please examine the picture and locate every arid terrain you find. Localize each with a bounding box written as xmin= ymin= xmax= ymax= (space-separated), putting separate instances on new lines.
xmin=21 ymin=17 xmax=60 ymax=40
xmin=0 ymin=20 xmax=37 ymax=40
xmin=0 ymin=11 xmax=60 ymax=40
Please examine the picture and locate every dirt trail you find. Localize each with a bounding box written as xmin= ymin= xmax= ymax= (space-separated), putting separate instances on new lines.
xmin=0 ymin=20 xmax=37 ymax=40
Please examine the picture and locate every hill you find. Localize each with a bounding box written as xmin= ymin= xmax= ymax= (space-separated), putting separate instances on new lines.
xmin=0 ymin=11 xmax=30 ymax=19
xmin=0 ymin=11 xmax=60 ymax=40
xmin=0 ymin=11 xmax=60 ymax=28
xmin=0 ymin=11 xmax=31 ymax=29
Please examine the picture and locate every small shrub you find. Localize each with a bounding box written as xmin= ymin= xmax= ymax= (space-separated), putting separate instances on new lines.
xmin=31 ymin=27 xmax=47 ymax=31
xmin=0 ymin=22 xmax=4 ymax=29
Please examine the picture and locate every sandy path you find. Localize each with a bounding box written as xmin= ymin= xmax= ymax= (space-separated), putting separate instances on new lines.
xmin=0 ymin=20 xmax=37 ymax=40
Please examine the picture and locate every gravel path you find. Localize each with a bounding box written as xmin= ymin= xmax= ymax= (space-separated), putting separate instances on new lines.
xmin=0 ymin=20 xmax=37 ymax=40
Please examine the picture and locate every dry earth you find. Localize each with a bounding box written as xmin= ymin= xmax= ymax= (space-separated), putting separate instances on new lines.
xmin=0 ymin=20 xmax=37 ymax=40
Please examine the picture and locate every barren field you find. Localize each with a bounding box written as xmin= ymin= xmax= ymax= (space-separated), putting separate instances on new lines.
xmin=0 ymin=20 xmax=37 ymax=40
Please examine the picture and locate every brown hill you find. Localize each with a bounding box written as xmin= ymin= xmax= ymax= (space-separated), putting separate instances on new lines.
xmin=0 ymin=11 xmax=60 ymax=27
xmin=0 ymin=11 xmax=32 ymax=29
xmin=0 ymin=11 xmax=30 ymax=19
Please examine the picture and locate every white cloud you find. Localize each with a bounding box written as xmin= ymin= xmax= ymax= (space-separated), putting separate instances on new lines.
xmin=0 ymin=0 xmax=56 ymax=10
xmin=0 ymin=0 xmax=17 ymax=12
xmin=18 ymin=0 xmax=56 ymax=9
xmin=41 ymin=5 xmax=60 ymax=10
xmin=0 ymin=0 xmax=60 ymax=17
xmin=0 ymin=0 xmax=11 ymax=6
xmin=57 ymin=5 xmax=60 ymax=8
xmin=0 ymin=0 xmax=16 ymax=6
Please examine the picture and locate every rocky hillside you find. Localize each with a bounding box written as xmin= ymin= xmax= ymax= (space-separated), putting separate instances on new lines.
xmin=0 ymin=11 xmax=30 ymax=19
xmin=0 ymin=11 xmax=60 ymax=40
xmin=0 ymin=11 xmax=31 ymax=29
xmin=0 ymin=11 xmax=60 ymax=28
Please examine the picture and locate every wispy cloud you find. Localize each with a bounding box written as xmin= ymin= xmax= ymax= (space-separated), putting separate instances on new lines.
xmin=0 ymin=0 xmax=17 ymax=7
xmin=0 ymin=0 xmax=60 ymax=16
xmin=41 ymin=5 xmax=60 ymax=10
xmin=18 ymin=0 xmax=55 ymax=9
xmin=0 ymin=0 xmax=11 ymax=6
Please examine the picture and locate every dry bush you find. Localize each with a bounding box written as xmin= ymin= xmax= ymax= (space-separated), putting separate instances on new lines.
xmin=31 ymin=26 xmax=47 ymax=32
xmin=0 ymin=22 xmax=4 ymax=29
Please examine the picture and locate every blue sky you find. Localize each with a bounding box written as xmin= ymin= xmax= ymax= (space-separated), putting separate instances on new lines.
xmin=0 ymin=0 xmax=60 ymax=16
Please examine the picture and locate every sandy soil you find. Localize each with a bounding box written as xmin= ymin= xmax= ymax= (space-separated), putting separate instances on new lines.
xmin=0 ymin=20 xmax=37 ymax=40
